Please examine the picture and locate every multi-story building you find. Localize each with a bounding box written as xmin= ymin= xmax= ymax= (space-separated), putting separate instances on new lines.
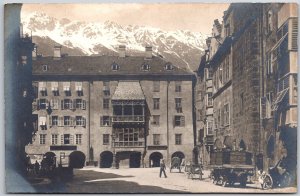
xmin=196 ymin=3 xmax=298 ymax=178
xmin=25 ymin=45 xmax=196 ymax=168
xmin=5 ymin=4 xmax=35 ymax=191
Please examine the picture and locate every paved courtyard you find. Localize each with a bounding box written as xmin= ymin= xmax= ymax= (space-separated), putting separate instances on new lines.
xmin=30 ymin=167 xmax=297 ymax=193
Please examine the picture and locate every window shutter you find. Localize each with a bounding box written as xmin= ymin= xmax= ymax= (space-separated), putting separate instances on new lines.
xmin=70 ymin=135 xmax=74 ymax=144
xmin=181 ymin=116 xmax=185 ymax=126
xmin=50 ymin=99 xmax=54 ymax=108
xmin=46 ymin=99 xmax=49 ymax=109
xmin=83 ymin=117 xmax=86 ymax=127
xmin=100 ymin=116 xmax=103 ymax=126
xmin=70 ymin=100 xmax=73 ymax=110
xmin=289 ymin=18 xmax=298 ymax=50
xmin=82 ymin=100 xmax=86 ymax=110
xmin=49 ymin=116 xmax=52 ymax=127
xmin=58 ymin=117 xmax=63 ymax=127
xmin=61 ymin=100 xmax=64 ymax=110
xmin=55 ymin=99 xmax=59 ymax=110
xmin=61 ymin=135 xmax=64 ymax=145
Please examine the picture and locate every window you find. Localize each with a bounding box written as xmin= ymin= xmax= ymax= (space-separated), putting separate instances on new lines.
xmin=103 ymin=81 xmax=110 ymax=96
xmin=76 ymin=116 xmax=86 ymax=127
xmin=165 ymin=63 xmax=173 ymax=70
xmin=205 ymin=68 xmax=213 ymax=80
xmin=175 ymin=81 xmax=182 ymax=92
xmin=153 ymin=81 xmax=160 ymax=92
xmin=52 ymin=134 xmax=58 ymax=145
xmin=207 ymin=120 xmax=213 ymax=135
xmin=50 ymin=99 xmax=59 ymax=110
xmin=266 ymin=10 xmax=273 ymax=34
xmin=39 ymin=116 xmax=47 ymax=128
xmin=266 ymin=52 xmax=273 ymax=75
xmin=224 ymin=103 xmax=230 ymax=125
xmin=142 ymin=63 xmax=150 ymax=71
xmin=75 ymin=82 xmax=82 ymax=91
xmin=174 ymin=116 xmax=185 ymax=127
xmin=101 ymin=116 xmax=111 ymax=126
xmin=64 ymin=116 xmax=72 ymax=126
xmin=103 ymin=99 xmax=109 ymax=109
xmin=175 ymin=134 xmax=182 ymax=145
xmin=75 ymin=99 xmax=86 ymax=110
xmin=42 ymin=65 xmax=48 ymax=71
xmin=75 ymin=134 xmax=82 ymax=145
xmin=153 ymin=134 xmax=160 ymax=145
xmin=51 ymin=82 xmax=59 ymax=95
xmin=292 ymin=75 xmax=298 ymax=104
xmin=153 ymin=98 xmax=160 ymax=109
xmin=40 ymin=134 xmax=46 ymax=145
xmin=63 ymin=134 xmax=71 ymax=145
xmin=111 ymin=62 xmax=119 ymax=70
xmin=62 ymin=99 xmax=73 ymax=110
xmin=63 ymin=82 xmax=71 ymax=96
xmin=21 ymin=56 xmax=27 ymax=65
xmin=175 ymin=98 xmax=182 ymax=113
xmin=38 ymin=99 xmax=47 ymax=110
xmin=51 ymin=116 xmax=58 ymax=126
xmin=152 ymin=115 xmax=160 ymax=125
xmin=39 ymin=82 xmax=47 ymax=96
xmin=207 ymin=93 xmax=213 ymax=106
xmin=103 ymin=134 xmax=110 ymax=145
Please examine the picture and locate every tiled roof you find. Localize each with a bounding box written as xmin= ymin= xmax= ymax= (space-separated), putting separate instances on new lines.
xmin=112 ymin=81 xmax=145 ymax=100
xmin=32 ymin=56 xmax=193 ymax=76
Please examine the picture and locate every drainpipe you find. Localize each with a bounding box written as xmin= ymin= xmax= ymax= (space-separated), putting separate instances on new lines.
xmin=167 ymin=80 xmax=170 ymax=165
xmin=88 ymin=81 xmax=91 ymax=162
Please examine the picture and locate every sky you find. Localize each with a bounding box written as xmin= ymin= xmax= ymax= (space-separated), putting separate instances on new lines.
xmin=21 ymin=3 xmax=229 ymax=35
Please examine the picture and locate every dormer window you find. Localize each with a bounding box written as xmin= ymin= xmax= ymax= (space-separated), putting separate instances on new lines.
xmin=165 ymin=63 xmax=173 ymax=70
xmin=142 ymin=63 xmax=150 ymax=71
xmin=111 ymin=62 xmax=120 ymax=71
xmin=42 ymin=65 xmax=48 ymax=71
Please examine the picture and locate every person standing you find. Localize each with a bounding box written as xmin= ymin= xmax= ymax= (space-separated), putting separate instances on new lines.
xmin=159 ymin=159 xmax=167 ymax=178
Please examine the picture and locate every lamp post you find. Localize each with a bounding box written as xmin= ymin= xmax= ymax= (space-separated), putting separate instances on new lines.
xmin=111 ymin=133 xmax=117 ymax=169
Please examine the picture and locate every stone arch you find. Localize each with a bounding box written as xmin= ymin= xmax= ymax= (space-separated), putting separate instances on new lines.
xmin=43 ymin=152 xmax=56 ymax=167
xmin=267 ymin=135 xmax=275 ymax=158
xmin=149 ymin=152 xmax=163 ymax=167
xmin=100 ymin=151 xmax=113 ymax=168
xmin=171 ymin=151 xmax=185 ymax=163
xmin=214 ymin=139 xmax=223 ymax=150
xmin=239 ymin=139 xmax=246 ymax=151
xmin=69 ymin=151 xmax=86 ymax=168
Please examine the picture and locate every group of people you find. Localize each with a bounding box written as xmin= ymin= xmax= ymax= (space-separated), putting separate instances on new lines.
xmin=26 ymin=159 xmax=56 ymax=177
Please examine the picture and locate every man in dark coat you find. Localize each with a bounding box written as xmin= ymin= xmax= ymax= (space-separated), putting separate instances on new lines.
xmin=159 ymin=159 xmax=167 ymax=178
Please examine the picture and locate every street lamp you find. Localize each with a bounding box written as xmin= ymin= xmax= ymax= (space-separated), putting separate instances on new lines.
xmin=111 ymin=133 xmax=117 ymax=169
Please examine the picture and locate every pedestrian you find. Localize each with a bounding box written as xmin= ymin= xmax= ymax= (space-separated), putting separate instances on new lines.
xmin=34 ymin=160 xmax=40 ymax=175
xmin=159 ymin=159 xmax=167 ymax=178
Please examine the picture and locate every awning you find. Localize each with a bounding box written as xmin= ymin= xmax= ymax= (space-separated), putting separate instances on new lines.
xmin=112 ymin=81 xmax=145 ymax=100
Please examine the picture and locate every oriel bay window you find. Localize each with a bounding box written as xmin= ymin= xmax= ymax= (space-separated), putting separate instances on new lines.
xmin=114 ymin=128 xmax=143 ymax=147
xmin=112 ymin=100 xmax=145 ymax=122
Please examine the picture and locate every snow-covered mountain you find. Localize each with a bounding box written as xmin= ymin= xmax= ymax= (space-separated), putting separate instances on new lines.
xmin=22 ymin=12 xmax=208 ymax=71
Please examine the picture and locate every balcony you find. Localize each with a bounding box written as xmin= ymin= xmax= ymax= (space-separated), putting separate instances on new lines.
xmin=113 ymin=141 xmax=144 ymax=147
xmin=112 ymin=115 xmax=145 ymax=123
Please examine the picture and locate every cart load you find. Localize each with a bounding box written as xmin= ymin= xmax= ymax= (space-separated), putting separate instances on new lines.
xmin=209 ymin=150 xmax=254 ymax=187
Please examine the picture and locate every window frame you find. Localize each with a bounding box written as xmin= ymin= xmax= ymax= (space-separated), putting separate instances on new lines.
xmin=175 ymin=134 xmax=182 ymax=145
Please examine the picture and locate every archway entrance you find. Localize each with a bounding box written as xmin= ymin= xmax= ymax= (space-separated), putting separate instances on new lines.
xmin=129 ymin=152 xmax=141 ymax=168
xmin=171 ymin=151 xmax=185 ymax=163
xmin=69 ymin=151 xmax=85 ymax=168
xmin=43 ymin=152 xmax=56 ymax=167
xmin=149 ymin=152 xmax=163 ymax=167
xmin=100 ymin=151 xmax=113 ymax=168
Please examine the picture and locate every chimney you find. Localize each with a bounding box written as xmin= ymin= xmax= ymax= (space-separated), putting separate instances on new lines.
xmin=118 ymin=45 xmax=126 ymax=57
xmin=54 ymin=45 xmax=62 ymax=59
xmin=145 ymin=46 xmax=152 ymax=59
xmin=32 ymin=45 xmax=37 ymax=60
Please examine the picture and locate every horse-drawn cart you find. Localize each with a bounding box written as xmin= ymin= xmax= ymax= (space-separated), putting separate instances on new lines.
xmin=210 ymin=151 xmax=255 ymax=187
xmin=186 ymin=164 xmax=204 ymax=180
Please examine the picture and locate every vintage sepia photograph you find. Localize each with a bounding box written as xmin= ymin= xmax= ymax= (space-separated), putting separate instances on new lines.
xmin=4 ymin=2 xmax=298 ymax=193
